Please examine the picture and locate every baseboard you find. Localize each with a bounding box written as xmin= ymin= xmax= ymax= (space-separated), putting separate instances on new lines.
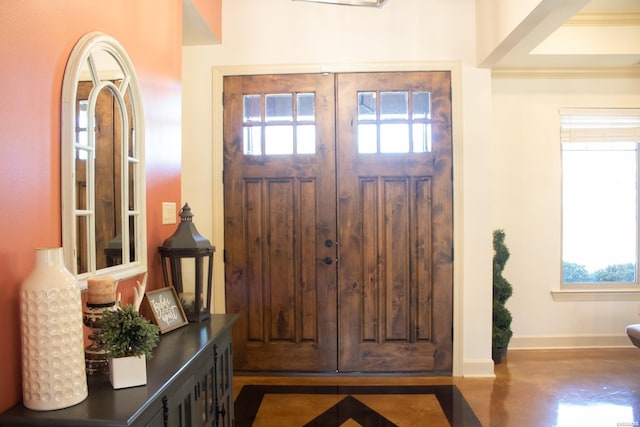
xmin=461 ymin=358 xmax=495 ymax=378
xmin=509 ymin=334 xmax=634 ymax=349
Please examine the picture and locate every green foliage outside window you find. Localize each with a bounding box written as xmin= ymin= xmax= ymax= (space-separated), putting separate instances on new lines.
xmin=563 ymin=262 xmax=636 ymax=283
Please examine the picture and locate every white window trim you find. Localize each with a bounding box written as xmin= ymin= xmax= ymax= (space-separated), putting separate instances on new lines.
xmin=551 ymin=288 xmax=640 ymax=301
xmin=558 ymin=108 xmax=640 ymax=300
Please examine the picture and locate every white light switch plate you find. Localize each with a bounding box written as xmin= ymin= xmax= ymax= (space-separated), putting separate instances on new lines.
xmin=162 ymin=202 xmax=177 ymax=225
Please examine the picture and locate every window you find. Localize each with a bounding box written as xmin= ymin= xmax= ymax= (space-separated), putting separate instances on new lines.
xmin=357 ymin=91 xmax=432 ymax=154
xmin=561 ymin=109 xmax=640 ymax=286
xmin=243 ymin=92 xmax=316 ymax=155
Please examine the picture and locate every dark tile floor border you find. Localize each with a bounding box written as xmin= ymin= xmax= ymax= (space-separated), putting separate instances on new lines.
xmin=234 ymin=384 xmax=483 ymax=427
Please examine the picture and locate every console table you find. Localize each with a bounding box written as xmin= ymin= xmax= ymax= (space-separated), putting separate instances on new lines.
xmin=0 ymin=314 xmax=237 ymax=427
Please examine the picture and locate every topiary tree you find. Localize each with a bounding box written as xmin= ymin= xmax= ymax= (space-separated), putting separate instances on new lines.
xmin=100 ymin=304 xmax=160 ymax=359
xmin=493 ymin=229 xmax=513 ymax=362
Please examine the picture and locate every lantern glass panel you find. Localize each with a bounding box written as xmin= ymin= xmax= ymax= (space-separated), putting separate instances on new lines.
xmin=178 ymin=258 xmax=196 ymax=316
xmin=175 ymin=256 xmax=210 ymax=321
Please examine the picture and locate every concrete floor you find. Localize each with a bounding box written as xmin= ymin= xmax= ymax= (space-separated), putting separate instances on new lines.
xmin=233 ymin=348 xmax=640 ymax=426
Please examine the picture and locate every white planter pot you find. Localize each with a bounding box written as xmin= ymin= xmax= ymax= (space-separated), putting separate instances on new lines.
xmin=109 ymin=355 xmax=147 ymax=389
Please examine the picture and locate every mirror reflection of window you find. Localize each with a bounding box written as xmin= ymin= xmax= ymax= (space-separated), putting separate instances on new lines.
xmin=94 ymin=85 xmax=123 ymax=270
xmin=77 ymin=100 xmax=89 ymax=159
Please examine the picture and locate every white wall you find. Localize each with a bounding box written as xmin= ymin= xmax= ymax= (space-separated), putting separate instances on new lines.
xmin=182 ymin=0 xmax=494 ymax=376
xmin=491 ymin=76 xmax=640 ymax=349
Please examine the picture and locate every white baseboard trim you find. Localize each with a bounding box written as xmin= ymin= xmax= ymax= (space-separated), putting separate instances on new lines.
xmin=510 ymin=334 xmax=634 ymax=350
xmin=461 ymin=358 xmax=495 ymax=378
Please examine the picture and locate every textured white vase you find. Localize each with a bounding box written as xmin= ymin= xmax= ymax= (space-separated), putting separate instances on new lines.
xmin=20 ymin=247 xmax=88 ymax=411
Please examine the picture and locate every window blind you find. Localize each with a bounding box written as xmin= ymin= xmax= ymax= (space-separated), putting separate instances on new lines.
xmin=560 ymin=108 xmax=640 ymax=144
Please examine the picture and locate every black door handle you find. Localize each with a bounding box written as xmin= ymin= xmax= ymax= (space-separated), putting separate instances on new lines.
xmin=324 ymin=257 xmax=333 ymax=265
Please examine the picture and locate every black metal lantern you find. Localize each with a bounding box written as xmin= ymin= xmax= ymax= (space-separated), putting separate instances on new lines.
xmin=159 ymin=203 xmax=214 ymax=322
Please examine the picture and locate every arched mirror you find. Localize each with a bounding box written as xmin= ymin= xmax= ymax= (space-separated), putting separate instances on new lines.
xmin=62 ymin=32 xmax=147 ymax=283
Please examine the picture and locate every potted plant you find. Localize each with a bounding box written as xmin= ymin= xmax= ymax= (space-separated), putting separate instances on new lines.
xmin=100 ymin=304 xmax=160 ymax=389
xmin=492 ymin=229 xmax=513 ymax=364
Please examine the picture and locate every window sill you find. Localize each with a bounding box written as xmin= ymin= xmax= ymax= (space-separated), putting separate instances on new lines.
xmin=551 ymin=288 xmax=640 ymax=301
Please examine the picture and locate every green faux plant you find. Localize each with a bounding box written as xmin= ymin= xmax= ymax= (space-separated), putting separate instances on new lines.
xmin=100 ymin=304 xmax=160 ymax=359
xmin=492 ymin=229 xmax=513 ymax=352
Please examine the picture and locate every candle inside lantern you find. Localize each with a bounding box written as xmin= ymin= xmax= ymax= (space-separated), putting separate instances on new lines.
xmin=87 ymin=276 xmax=117 ymax=305
xmin=180 ymin=292 xmax=196 ymax=316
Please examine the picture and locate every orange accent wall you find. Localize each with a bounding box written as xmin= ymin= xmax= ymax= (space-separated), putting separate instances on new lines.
xmin=0 ymin=1 xmax=183 ymax=412
xmin=193 ymin=0 xmax=222 ymax=42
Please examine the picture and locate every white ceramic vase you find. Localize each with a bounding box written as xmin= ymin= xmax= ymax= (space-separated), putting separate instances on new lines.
xmin=20 ymin=247 xmax=88 ymax=410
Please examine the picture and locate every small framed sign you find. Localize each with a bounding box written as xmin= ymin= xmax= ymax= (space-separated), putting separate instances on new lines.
xmin=141 ymin=287 xmax=188 ymax=334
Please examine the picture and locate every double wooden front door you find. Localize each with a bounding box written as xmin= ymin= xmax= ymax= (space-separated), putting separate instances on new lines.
xmin=224 ymin=71 xmax=453 ymax=373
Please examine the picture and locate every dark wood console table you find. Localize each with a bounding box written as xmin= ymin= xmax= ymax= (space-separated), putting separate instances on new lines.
xmin=0 ymin=314 xmax=237 ymax=427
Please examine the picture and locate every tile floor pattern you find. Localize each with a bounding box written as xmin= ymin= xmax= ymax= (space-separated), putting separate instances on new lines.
xmin=233 ymin=348 xmax=640 ymax=427
xmin=234 ymin=385 xmax=482 ymax=426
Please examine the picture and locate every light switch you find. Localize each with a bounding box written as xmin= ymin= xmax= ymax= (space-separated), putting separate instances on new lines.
xmin=162 ymin=202 xmax=177 ymax=225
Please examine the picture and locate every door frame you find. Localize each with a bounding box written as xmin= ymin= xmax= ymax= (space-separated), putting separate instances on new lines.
xmin=211 ymin=62 xmax=465 ymax=375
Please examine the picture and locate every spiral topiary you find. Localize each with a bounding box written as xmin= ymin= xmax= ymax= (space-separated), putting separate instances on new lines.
xmin=493 ymin=229 xmax=513 ymax=352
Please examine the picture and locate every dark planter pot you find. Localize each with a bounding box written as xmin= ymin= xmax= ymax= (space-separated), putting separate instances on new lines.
xmin=492 ymin=347 xmax=508 ymax=364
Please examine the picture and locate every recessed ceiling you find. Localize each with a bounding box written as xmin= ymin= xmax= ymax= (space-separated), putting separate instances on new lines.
xmin=491 ymin=0 xmax=640 ymax=71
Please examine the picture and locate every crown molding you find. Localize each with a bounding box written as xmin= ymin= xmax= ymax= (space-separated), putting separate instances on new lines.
xmin=566 ymin=11 xmax=640 ymax=26
xmin=492 ymin=67 xmax=640 ymax=79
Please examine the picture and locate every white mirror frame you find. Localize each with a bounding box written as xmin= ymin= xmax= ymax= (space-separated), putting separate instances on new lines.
xmin=61 ymin=32 xmax=147 ymax=285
